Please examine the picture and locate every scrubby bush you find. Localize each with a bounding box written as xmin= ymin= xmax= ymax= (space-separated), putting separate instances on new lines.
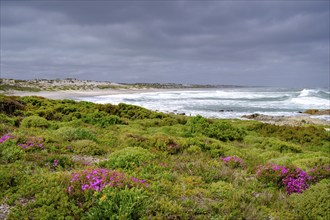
xmin=0 ymin=163 xmax=29 ymax=197
xmin=56 ymin=127 xmax=96 ymax=142
xmin=186 ymin=115 xmax=209 ymax=134
xmin=0 ymin=95 xmax=25 ymax=115
xmin=292 ymin=157 xmax=330 ymax=170
xmin=44 ymin=155 xmax=74 ymax=170
xmin=261 ymin=138 xmax=302 ymax=153
xmin=252 ymin=123 xmax=329 ymax=144
xmin=17 ymin=136 xmax=44 ymax=151
xmin=149 ymin=135 xmax=181 ymax=154
xmin=187 ymin=118 xmax=248 ymax=142
xmin=68 ymin=168 xmax=148 ymax=195
xmin=87 ymin=186 xmax=148 ymax=219
xmin=0 ymin=113 xmax=16 ymax=126
xmin=308 ymin=165 xmax=330 ymax=183
xmin=0 ymin=133 xmax=14 ymax=143
xmin=102 ymin=147 xmax=154 ymax=169
xmin=0 ymin=134 xmax=23 ymax=163
xmin=205 ymin=121 xmax=247 ymax=142
xmin=0 ymin=139 xmax=23 ymax=164
xmin=186 ymin=145 xmax=202 ymax=154
xmin=21 ymin=116 xmax=50 ymax=128
xmin=110 ymin=103 xmax=164 ymax=120
xmin=290 ymin=179 xmax=330 ymax=219
xmin=7 ymin=172 xmax=81 ymax=220
xmin=221 ymin=156 xmax=244 ymax=169
xmin=82 ymin=111 xmax=125 ymax=127
xmin=209 ymin=180 xmax=235 ymax=199
xmin=71 ymin=140 xmax=106 ymax=156
xmin=257 ymin=164 xmax=312 ymax=194
xmin=1 ymin=94 xmax=329 ymax=219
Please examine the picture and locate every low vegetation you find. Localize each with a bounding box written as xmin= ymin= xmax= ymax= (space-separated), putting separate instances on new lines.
xmin=0 ymin=94 xmax=329 ymax=219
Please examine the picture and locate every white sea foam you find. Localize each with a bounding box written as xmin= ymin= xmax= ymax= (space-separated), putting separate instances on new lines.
xmin=298 ymin=89 xmax=320 ymax=97
xmin=76 ymin=87 xmax=329 ymax=119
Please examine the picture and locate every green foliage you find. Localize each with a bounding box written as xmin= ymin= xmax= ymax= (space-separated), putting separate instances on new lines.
xmin=0 ymin=163 xmax=28 ymax=196
xmin=186 ymin=116 xmax=246 ymax=141
xmin=102 ymin=147 xmax=154 ymax=169
xmin=21 ymin=115 xmax=50 ymax=128
xmin=71 ymin=140 xmax=106 ymax=156
xmin=261 ymin=138 xmax=302 ymax=153
xmin=148 ymin=134 xmax=182 ymax=154
xmin=292 ymin=156 xmax=330 ymax=170
xmin=56 ymin=126 xmax=96 ymax=142
xmin=290 ymin=179 xmax=330 ymax=219
xmin=186 ymin=145 xmax=202 ymax=154
xmin=205 ymin=121 xmax=247 ymax=142
xmin=252 ymin=123 xmax=329 ymax=145
xmin=7 ymin=172 xmax=82 ymax=220
xmin=209 ymin=180 xmax=235 ymax=199
xmin=82 ymin=111 xmax=125 ymax=127
xmin=0 ymin=140 xmax=23 ymax=164
xmin=0 ymin=95 xmax=329 ymax=219
xmin=186 ymin=115 xmax=209 ymax=134
xmin=87 ymin=187 xmax=148 ymax=220
xmin=0 ymin=113 xmax=16 ymax=126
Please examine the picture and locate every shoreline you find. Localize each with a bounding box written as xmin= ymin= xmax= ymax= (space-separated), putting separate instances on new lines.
xmin=0 ymin=88 xmax=168 ymax=100
xmin=1 ymin=89 xmax=329 ymax=127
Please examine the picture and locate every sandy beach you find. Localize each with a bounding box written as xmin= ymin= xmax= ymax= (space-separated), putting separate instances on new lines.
xmin=0 ymin=88 xmax=164 ymax=100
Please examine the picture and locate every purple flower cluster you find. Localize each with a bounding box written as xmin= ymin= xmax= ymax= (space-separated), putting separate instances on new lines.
xmin=257 ymin=163 xmax=312 ymax=195
xmin=0 ymin=134 xmax=14 ymax=143
xmin=18 ymin=137 xmax=44 ymax=150
xmin=221 ymin=156 xmax=244 ymax=168
xmin=282 ymin=170 xmax=311 ymax=194
xmin=68 ymin=168 xmax=148 ymax=194
xmin=53 ymin=159 xmax=59 ymax=167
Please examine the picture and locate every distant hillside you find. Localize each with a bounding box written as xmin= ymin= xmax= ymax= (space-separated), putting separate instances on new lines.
xmin=0 ymin=78 xmax=244 ymax=92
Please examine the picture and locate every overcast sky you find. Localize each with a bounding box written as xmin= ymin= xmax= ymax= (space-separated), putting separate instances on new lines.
xmin=0 ymin=0 xmax=329 ymax=87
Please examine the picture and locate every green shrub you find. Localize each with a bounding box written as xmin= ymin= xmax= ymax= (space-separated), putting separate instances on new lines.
xmin=261 ymin=138 xmax=302 ymax=153
xmin=209 ymin=181 xmax=235 ymax=199
xmin=7 ymin=172 xmax=82 ymax=220
xmin=71 ymin=140 xmax=106 ymax=156
xmin=0 ymin=140 xmax=23 ymax=164
xmin=0 ymin=113 xmax=16 ymax=126
xmin=100 ymin=103 xmax=164 ymax=120
xmin=186 ymin=145 xmax=202 ymax=154
xmin=87 ymin=187 xmax=148 ymax=220
xmin=0 ymin=163 xmax=28 ymax=196
xmin=56 ymin=127 xmax=96 ymax=142
xmin=205 ymin=121 xmax=247 ymax=142
xmin=82 ymin=111 xmax=124 ymax=127
xmin=252 ymin=123 xmax=329 ymax=145
xmin=292 ymin=157 xmax=330 ymax=170
xmin=102 ymin=147 xmax=154 ymax=169
xmin=21 ymin=116 xmax=50 ymax=128
xmin=186 ymin=115 xmax=210 ymax=134
xmin=149 ymin=135 xmax=181 ymax=154
xmin=150 ymin=197 xmax=186 ymax=219
xmin=44 ymin=155 xmax=74 ymax=170
xmin=290 ymin=179 xmax=330 ymax=219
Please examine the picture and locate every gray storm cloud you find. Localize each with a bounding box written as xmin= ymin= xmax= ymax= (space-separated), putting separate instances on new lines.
xmin=0 ymin=1 xmax=329 ymax=87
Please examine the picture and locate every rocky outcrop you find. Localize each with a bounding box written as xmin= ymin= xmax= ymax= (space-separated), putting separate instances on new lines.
xmin=242 ymin=114 xmax=329 ymax=126
xmin=303 ymin=109 xmax=330 ymax=115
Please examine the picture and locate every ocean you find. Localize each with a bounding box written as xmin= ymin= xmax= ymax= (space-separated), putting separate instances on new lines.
xmin=76 ymin=87 xmax=330 ymax=121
